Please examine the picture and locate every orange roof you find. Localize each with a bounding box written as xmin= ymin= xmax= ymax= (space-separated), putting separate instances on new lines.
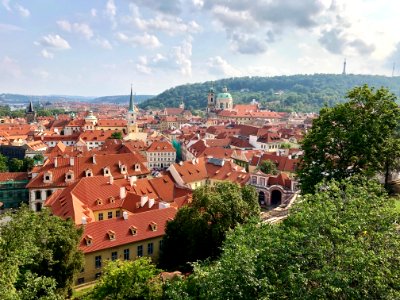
xmin=147 ymin=141 xmax=175 ymax=152
xmin=79 ymin=207 xmax=177 ymax=253
xmin=0 ymin=172 xmax=28 ymax=182
xmin=171 ymin=158 xmax=208 ymax=184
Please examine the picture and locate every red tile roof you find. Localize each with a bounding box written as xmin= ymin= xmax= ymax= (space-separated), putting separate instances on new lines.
xmin=79 ymin=207 xmax=177 ymax=253
xmin=147 ymin=141 xmax=175 ymax=152
xmin=0 ymin=172 xmax=29 ymax=182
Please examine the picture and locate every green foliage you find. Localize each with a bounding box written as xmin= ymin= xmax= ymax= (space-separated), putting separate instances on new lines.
xmin=109 ymin=131 xmax=123 ymax=139
xmin=298 ymin=85 xmax=400 ymax=194
xmin=86 ymin=258 xmax=163 ymax=300
xmin=0 ymin=154 xmax=8 ymax=172
xmin=159 ymin=182 xmax=260 ymax=271
xmin=8 ymin=158 xmax=24 ymax=172
xmin=0 ymin=206 xmax=84 ymax=299
xmin=33 ymin=154 xmax=44 ymax=164
xmin=172 ymin=177 xmax=400 ymax=299
xmin=139 ymin=74 xmax=400 ymax=113
xmin=257 ymin=159 xmax=278 ymax=175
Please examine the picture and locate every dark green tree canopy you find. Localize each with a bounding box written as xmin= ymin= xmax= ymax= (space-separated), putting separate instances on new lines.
xmin=110 ymin=131 xmax=123 ymax=140
xmin=0 ymin=206 xmax=84 ymax=299
xmin=159 ymin=182 xmax=260 ymax=271
xmin=257 ymin=159 xmax=278 ymax=175
xmin=167 ymin=177 xmax=400 ymax=299
xmin=298 ymin=85 xmax=400 ymax=194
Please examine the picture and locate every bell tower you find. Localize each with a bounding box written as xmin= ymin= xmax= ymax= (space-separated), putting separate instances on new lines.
xmin=207 ymin=84 xmax=215 ymax=113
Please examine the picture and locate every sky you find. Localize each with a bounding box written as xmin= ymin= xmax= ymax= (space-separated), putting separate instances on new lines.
xmin=0 ymin=0 xmax=399 ymax=96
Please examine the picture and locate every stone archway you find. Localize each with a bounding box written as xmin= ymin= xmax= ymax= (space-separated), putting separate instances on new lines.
xmin=270 ymin=190 xmax=282 ymax=206
xmin=258 ymin=191 xmax=266 ymax=206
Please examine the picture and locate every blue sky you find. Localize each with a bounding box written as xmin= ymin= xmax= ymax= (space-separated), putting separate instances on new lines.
xmin=0 ymin=0 xmax=399 ymax=96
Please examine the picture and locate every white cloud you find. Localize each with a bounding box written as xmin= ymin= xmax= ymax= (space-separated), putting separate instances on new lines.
xmin=33 ymin=69 xmax=50 ymax=80
xmin=207 ymin=56 xmax=241 ymax=77
xmin=14 ymin=3 xmax=30 ymax=17
xmin=41 ymin=49 xmax=54 ymax=59
xmin=174 ymin=38 xmax=192 ymax=76
xmin=90 ymin=8 xmax=97 ymax=17
xmin=116 ymin=32 xmax=161 ymax=49
xmin=57 ymin=20 xmax=93 ymax=40
xmin=105 ymin=0 xmax=117 ymax=28
xmin=136 ymin=56 xmax=152 ymax=74
xmin=95 ymin=37 xmax=112 ymax=49
xmin=125 ymin=4 xmax=202 ymax=36
xmin=35 ymin=34 xmax=71 ymax=50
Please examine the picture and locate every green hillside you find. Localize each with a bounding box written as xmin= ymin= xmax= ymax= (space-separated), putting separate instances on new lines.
xmin=139 ymin=74 xmax=400 ymax=112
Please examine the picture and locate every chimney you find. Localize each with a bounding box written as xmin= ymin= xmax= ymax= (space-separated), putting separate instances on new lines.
xmin=192 ymin=158 xmax=196 ymax=165
xmin=109 ymin=176 xmax=114 ymax=185
xmin=148 ymin=198 xmax=155 ymax=208
xmin=123 ymin=211 xmax=128 ymax=220
xmin=179 ymin=161 xmax=183 ymax=166
xmin=54 ymin=157 xmax=58 ymax=168
xmin=140 ymin=195 xmax=149 ymax=207
xmin=129 ymin=176 xmax=137 ymax=186
xmin=81 ymin=216 xmax=87 ymax=225
xmin=120 ymin=186 xmax=126 ymax=199
xmin=70 ymin=157 xmax=74 ymax=166
xmin=92 ymin=154 xmax=96 ymax=164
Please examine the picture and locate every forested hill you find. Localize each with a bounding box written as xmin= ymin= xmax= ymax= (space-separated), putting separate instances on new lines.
xmin=139 ymin=74 xmax=400 ymax=112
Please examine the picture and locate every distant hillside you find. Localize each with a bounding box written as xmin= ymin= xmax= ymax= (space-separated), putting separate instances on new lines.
xmin=0 ymin=93 xmax=93 ymax=104
xmin=90 ymin=95 xmax=153 ymax=104
xmin=139 ymin=74 xmax=400 ymax=112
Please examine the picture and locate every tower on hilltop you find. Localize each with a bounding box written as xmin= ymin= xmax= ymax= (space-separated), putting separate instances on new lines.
xmin=25 ymin=100 xmax=36 ymax=124
xmin=342 ymin=58 xmax=347 ymax=75
xmin=126 ymin=85 xmax=139 ymax=134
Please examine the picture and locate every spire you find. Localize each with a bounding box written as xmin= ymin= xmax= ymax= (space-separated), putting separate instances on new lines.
xmin=27 ymin=100 xmax=34 ymax=113
xmin=342 ymin=58 xmax=347 ymax=75
xmin=128 ymin=84 xmax=135 ymax=112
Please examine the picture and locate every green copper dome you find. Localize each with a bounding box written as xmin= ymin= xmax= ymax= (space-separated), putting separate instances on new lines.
xmin=216 ymin=92 xmax=232 ymax=99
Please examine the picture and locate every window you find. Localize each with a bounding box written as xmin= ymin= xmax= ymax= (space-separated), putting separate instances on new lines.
xmin=251 ymin=176 xmax=257 ymax=185
xmin=77 ymin=277 xmax=85 ymax=285
xmin=98 ymin=213 xmax=103 ymax=221
xmin=147 ymin=243 xmax=153 ymax=255
xmin=108 ymin=211 xmax=112 ymax=219
xmin=45 ymin=175 xmax=50 ymax=181
xmin=124 ymin=248 xmax=130 ymax=260
xmin=46 ymin=190 xmax=52 ymax=197
xmin=137 ymin=245 xmax=143 ymax=257
xmin=116 ymin=210 xmax=121 ymax=218
xmin=95 ymin=272 xmax=102 ymax=279
xmin=95 ymin=255 xmax=102 ymax=269
xmin=35 ymin=190 xmax=41 ymax=200
xmin=111 ymin=251 xmax=117 ymax=261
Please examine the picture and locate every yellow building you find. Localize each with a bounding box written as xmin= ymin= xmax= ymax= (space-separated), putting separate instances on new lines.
xmin=77 ymin=207 xmax=176 ymax=285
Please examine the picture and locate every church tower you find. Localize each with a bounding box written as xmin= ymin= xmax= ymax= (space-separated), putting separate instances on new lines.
xmin=126 ymin=85 xmax=139 ymax=134
xmin=342 ymin=58 xmax=347 ymax=75
xmin=26 ymin=100 xmax=36 ymax=124
xmin=207 ymin=85 xmax=216 ymax=113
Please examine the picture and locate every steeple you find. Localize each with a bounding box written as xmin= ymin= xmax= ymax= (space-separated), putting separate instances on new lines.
xmin=128 ymin=84 xmax=134 ymax=112
xmin=27 ymin=100 xmax=34 ymax=113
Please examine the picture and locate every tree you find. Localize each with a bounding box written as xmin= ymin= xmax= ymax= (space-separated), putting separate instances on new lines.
xmin=159 ymin=182 xmax=260 ymax=271
xmin=86 ymin=258 xmax=163 ymax=300
xmin=110 ymin=131 xmax=123 ymax=139
xmin=8 ymin=158 xmax=24 ymax=172
xmin=257 ymin=159 xmax=278 ymax=175
xmin=172 ymin=177 xmax=400 ymax=299
xmin=0 ymin=154 xmax=8 ymax=172
xmin=298 ymin=85 xmax=400 ymax=194
xmin=23 ymin=157 xmax=35 ymax=171
xmin=0 ymin=206 xmax=84 ymax=299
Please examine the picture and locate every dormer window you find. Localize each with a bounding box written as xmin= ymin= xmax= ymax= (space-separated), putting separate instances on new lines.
xmin=149 ymin=222 xmax=157 ymax=231
xmin=84 ymin=235 xmax=93 ymax=246
xmin=109 ymin=196 xmax=115 ymax=203
xmin=65 ymin=170 xmax=74 ymax=182
xmin=85 ymin=169 xmax=93 ymax=177
xmin=134 ymin=164 xmax=140 ymax=171
xmin=107 ymin=230 xmax=116 ymax=240
xmin=96 ymin=198 xmax=103 ymax=205
xmin=120 ymin=164 xmax=127 ymax=174
xmin=129 ymin=225 xmax=137 ymax=235
xmin=103 ymin=167 xmax=110 ymax=176
xmin=43 ymin=171 xmax=53 ymax=183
